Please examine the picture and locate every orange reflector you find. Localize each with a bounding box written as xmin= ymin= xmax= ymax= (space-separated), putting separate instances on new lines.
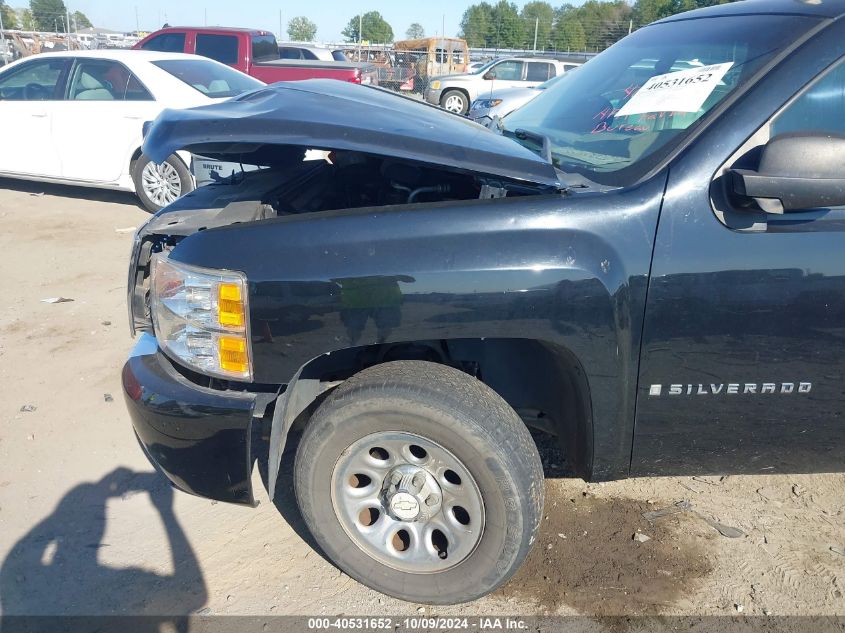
xmin=218 ymin=282 xmax=244 ymax=328
xmin=218 ymin=336 xmax=249 ymax=374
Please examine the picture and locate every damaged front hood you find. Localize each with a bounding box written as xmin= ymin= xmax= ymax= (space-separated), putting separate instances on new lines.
xmin=142 ymin=79 xmax=560 ymax=188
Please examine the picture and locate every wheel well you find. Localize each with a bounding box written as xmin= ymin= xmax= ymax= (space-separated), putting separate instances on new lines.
xmin=295 ymin=338 xmax=593 ymax=478
xmin=129 ymin=147 xmax=143 ymax=172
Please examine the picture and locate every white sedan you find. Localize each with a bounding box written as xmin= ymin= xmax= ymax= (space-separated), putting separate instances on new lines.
xmin=0 ymin=50 xmax=264 ymax=211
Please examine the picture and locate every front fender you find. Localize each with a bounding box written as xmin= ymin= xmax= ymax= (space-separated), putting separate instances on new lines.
xmin=170 ymin=173 xmax=666 ymax=482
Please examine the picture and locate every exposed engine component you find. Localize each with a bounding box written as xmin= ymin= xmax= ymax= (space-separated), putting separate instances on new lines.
xmin=268 ymin=151 xmax=489 ymax=214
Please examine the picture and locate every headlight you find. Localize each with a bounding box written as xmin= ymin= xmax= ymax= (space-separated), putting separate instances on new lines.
xmin=150 ymin=255 xmax=252 ymax=381
xmin=475 ymin=99 xmax=502 ymax=109
xmin=430 ymin=80 xmax=441 ymax=90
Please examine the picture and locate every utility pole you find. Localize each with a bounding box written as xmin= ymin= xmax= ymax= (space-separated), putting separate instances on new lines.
xmin=135 ymin=6 xmax=140 ymax=33
xmin=279 ymin=9 xmax=282 ymax=40
xmin=358 ymin=13 xmax=362 ymax=61
xmin=628 ymin=19 xmax=633 ymax=35
xmin=533 ymin=17 xmax=538 ymax=53
xmin=441 ymin=14 xmax=445 ymax=39
xmin=66 ymin=7 xmax=71 ymax=34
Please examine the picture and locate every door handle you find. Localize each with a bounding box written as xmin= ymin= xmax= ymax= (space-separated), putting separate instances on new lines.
xmin=124 ymin=115 xmax=143 ymax=120
xmin=31 ymin=112 xmax=48 ymax=118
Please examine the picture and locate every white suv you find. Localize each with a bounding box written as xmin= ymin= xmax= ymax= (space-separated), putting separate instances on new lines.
xmin=424 ymin=57 xmax=574 ymax=114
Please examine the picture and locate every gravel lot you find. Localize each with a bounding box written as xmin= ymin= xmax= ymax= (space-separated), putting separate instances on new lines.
xmin=0 ymin=180 xmax=843 ymax=625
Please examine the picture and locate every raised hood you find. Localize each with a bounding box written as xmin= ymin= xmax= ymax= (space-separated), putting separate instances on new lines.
xmin=142 ymin=79 xmax=560 ymax=188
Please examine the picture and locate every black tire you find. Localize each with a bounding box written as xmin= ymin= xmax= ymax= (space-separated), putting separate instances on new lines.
xmin=294 ymin=360 xmax=544 ymax=604
xmin=131 ymin=152 xmax=193 ymax=213
xmin=440 ymin=89 xmax=469 ymax=115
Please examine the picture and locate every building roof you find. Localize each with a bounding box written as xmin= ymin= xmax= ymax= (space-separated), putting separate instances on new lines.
xmin=76 ymin=27 xmax=123 ymax=35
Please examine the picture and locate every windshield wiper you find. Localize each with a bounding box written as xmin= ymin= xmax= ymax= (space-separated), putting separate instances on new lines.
xmin=513 ymin=128 xmax=552 ymax=164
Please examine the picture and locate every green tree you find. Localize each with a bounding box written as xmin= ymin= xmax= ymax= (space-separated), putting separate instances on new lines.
xmin=342 ymin=11 xmax=394 ymax=43
xmin=1 ymin=0 xmax=18 ymax=29
xmin=287 ymin=15 xmax=317 ymax=41
xmin=18 ymin=8 xmax=36 ymax=30
xmin=574 ymin=0 xmax=633 ymax=50
xmin=552 ymin=6 xmax=586 ymax=51
xmin=459 ymin=2 xmax=495 ymax=47
xmin=490 ymin=0 xmax=523 ymax=48
xmin=520 ymin=1 xmax=554 ymax=50
xmin=633 ymin=0 xmax=724 ymax=25
xmin=405 ymin=22 xmax=425 ymax=39
xmin=30 ymin=0 xmax=68 ymax=32
xmin=70 ymin=9 xmax=91 ymax=29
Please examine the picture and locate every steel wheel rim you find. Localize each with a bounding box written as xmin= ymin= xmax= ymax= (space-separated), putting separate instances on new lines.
xmin=331 ymin=431 xmax=485 ymax=574
xmin=443 ymin=94 xmax=464 ymax=112
xmin=141 ymin=161 xmax=182 ymax=206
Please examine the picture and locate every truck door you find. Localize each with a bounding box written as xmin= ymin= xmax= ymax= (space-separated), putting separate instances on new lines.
xmin=138 ymin=31 xmax=187 ymax=54
xmin=193 ymin=33 xmax=240 ymax=69
xmin=633 ymin=30 xmax=845 ymax=476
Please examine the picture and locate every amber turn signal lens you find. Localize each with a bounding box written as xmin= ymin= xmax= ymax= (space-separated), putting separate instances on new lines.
xmin=218 ymin=282 xmax=245 ymax=328
xmin=218 ymin=336 xmax=248 ymax=374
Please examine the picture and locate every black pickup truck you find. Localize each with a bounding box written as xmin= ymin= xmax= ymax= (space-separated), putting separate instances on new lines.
xmin=122 ymin=0 xmax=845 ymax=604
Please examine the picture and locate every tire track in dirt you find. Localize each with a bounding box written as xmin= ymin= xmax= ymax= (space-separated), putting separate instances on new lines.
xmin=496 ymin=483 xmax=713 ymax=615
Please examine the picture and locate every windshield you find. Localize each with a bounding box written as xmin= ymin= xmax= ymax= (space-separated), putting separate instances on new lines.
xmin=502 ymin=15 xmax=820 ymax=187
xmin=153 ymin=59 xmax=264 ymax=98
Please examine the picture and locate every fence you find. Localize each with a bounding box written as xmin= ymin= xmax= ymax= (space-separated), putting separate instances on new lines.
xmin=327 ymin=40 xmax=597 ymax=95
xmin=0 ymin=28 xmax=141 ymax=65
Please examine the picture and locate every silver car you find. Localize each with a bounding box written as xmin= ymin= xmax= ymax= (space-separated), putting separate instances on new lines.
xmin=424 ymin=57 xmax=567 ymax=114
xmin=468 ymin=73 xmax=570 ymax=125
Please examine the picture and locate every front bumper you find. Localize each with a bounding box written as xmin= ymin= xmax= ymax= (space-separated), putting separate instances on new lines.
xmin=122 ymin=334 xmax=261 ymax=505
xmin=424 ymin=88 xmax=442 ymax=105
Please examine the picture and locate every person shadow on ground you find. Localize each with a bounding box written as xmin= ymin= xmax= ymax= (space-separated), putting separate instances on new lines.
xmin=0 ymin=467 xmax=207 ymax=632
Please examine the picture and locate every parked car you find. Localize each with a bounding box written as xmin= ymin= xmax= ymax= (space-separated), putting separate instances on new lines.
xmin=468 ymin=71 xmax=571 ymax=124
xmin=0 ymin=49 xmax=263 ymax=211
xmin=425 ymin=56 xmax=572 ymax=114
xmin=124 ymin=0 xmax=845 ymax=606
xmin=278 ymin=42 xmax=345 ymax=62
xmin=135 ymin=27 xmax=379 ymax=85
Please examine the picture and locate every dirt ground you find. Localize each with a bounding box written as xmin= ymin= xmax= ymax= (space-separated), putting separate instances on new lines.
xmin=0 ymin=179 xmax=843 ymax=624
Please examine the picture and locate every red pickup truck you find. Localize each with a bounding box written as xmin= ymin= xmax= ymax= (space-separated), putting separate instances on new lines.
xmin=134 ymin=27 xmax=379 ymax=85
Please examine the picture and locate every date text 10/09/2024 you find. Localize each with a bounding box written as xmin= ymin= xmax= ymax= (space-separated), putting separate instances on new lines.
xmin=306 ymin=617 xmax=529 ymax=630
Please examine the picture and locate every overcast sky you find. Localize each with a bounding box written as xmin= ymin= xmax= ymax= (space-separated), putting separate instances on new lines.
xmin=57 ymin=0 xmax=483 ymax=42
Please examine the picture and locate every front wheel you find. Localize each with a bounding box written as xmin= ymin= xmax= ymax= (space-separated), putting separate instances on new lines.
xmin=294 ymin=361 xmax=544 ymax=604
xmin=440 ymin=89 xmax=469 ymax=114
xmin=131 ymin=153 xmax=193 ymax=213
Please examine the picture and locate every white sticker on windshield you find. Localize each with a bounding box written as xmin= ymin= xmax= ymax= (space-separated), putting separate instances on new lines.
xmin=615 ymin=62 xmax=733 ymax=117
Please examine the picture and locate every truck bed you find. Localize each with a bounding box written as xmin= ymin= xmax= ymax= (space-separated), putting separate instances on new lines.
xmin=256 ymin=59 xmax=375 ymax=71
